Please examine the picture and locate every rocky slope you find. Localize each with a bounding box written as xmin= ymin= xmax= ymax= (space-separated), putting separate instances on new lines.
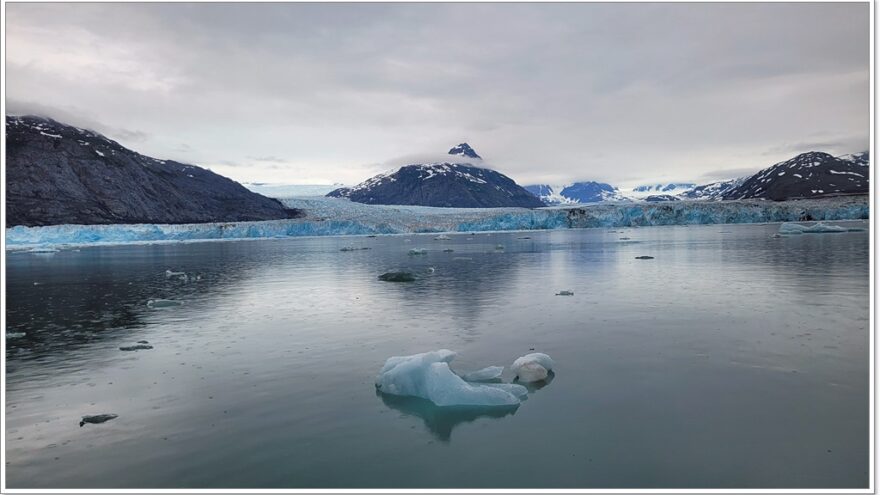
xmin=6 ymin=116 xmax=300 ymax=227
xmin=720 ymin=151 xmax=868 ymax=201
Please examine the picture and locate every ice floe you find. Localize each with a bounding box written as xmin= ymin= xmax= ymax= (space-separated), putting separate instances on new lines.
xmin=375 ymin=350 xmax=527 ymax=407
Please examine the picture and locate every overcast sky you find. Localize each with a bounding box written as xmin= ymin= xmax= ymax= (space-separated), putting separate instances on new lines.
xmin=6 ymin=3 xmax=869 ymax=188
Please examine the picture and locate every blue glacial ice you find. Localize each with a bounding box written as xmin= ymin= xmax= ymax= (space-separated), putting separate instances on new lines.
xmin=778 ymin=221 xmax=862 ymax=234
xmin=5 ymin=196 xmax=868 ymax=249
xmin=375 ymin=350 xmax=528 ymax=407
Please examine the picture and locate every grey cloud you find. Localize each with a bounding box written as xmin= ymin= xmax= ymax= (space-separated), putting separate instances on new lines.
xmin=5 ymin=3 xmax=869 ymax=186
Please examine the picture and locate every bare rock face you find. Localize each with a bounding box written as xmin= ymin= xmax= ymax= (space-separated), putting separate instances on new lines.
xmin=6 ymin=116 xmax=301 ymax=227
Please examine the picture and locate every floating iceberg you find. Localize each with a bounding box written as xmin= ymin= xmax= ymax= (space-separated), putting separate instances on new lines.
xmin=378 ymin=271 xmax=416 ymax=282
xmin=779 ymin=222 xmax=848 ymax=234
xmin=555 ymin=290 xmax=574 ymax=296
xmin=461 ymin=366 xmax=504 ymax=382
xmin=408 ymin=248 xmax=427 ymax=255
xmin=375 ymin=350 xmax=527 ymax=407
xmin=80 ymin=414 xmax=118 ymax=427
xmin=147 ymin=299 xmax=183 ymax=309
xmin=512 ymin=353 xmax=555 ymax=383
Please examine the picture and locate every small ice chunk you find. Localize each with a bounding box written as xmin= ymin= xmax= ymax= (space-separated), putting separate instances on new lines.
xmin=376 ymin=350 xmax=527 ymax=407
xmin=442 ymin=248 xmax=454 ymax=252
xmin=634 ymin=255 xmax=655 ymax=260
xmin=379 ymin=271 xmax=416 ymax=282
xmin=80 ymin=414 xmax=118 ymax=427
xmin=512 ymin=353 xmax=555 ymax=383
xmin=408 ymin=248 xmax=427 ymax=255
xmin=556 ymin=290 xmax=574 ymax=296
xmin=803 ymin=222 xmax=846 ymax=233
xmin=780 ymin=222 xmax=847 ymax=234
xmin=779 ymin=222 xmax=807 ymax=235
xmin=6 ymin=332 xmax=26 ymax=339
xmin=495 ymin=244 xmax=505 ymax=250
xmin=29 ymin=247 xmax=59 ymax=254
xmin=434 ymin=234 xmax=451 ymax=240
xmin=119 ymin=344 xmax=153 ymax=351
xmin=165 ymin=269 xmax=187 ymax=280
xmin=461 ymin=366 xmax=504 ymax=382
xmin=340 ymin=246 xmax=370 ymax=252
xmin=147 ymin=299 xmax=183 ymax=308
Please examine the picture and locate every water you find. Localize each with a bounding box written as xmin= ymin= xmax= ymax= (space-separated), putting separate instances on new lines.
xmin=5 ymin=223 xmax=869 ymax=488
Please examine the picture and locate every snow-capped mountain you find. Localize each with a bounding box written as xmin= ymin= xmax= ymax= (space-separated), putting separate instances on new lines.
xmin=524 ymin=182 xmax=629 ymax=205
xmin=448 ymin=142 xmax=482 ymax=160
xmin=629 ymin=183 xmax=696 ymax=198
xmin=6 ymin=115 xmax=300 ymax=226
xmin=679 ymin=177 xmax=745 ymax=201
xmin=327 ymin=144 xmax=543 ymax=208
xmin=644 ymin=194 xmax=681 ymax=202
xmin=721 ymin=151 xmax=869 ymax=201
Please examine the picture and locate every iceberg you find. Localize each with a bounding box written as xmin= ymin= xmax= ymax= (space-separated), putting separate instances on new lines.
xmin=147 ymin=299 xmax=183 ymax=309
xmin=5 ymin=196 xmax=868 ymax=249
xmin=461 ymin=366 xmax=504 ymax=382
xmin=512 ymin=353 xmax=555 ymax=383
xmin=779 ymin=221 xmax=849 ymax=235
xmin=375 ymin=350 xmax=527 ymax=407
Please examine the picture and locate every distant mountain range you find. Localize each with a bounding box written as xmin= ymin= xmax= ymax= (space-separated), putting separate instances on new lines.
xmin=6 ymin=116 xmax=300 ymax=227
xmin=327 ymin=143 xmax=543 ymax=208
xmin=5 ymin=115 xmax=870 ymax=224
xmin=523 ymin=182 xmax=629 ymax=205
xmin=525 ymin=152 xmax=868 ymax=205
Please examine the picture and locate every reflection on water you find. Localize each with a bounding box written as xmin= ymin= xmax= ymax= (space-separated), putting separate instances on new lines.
xmin=5 ymin=223 xmax=870 ymax=488
xmin=376 ymin=391 xmax=518 ymax=442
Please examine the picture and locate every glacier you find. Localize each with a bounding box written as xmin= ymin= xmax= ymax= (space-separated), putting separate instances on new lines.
xmin=5 ymin=196 xmax=868 ymax=250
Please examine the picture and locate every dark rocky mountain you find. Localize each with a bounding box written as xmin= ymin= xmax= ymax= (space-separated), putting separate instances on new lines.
xmin=644 ymin=194 xmax=681 ymax=202
xmin=524 ymin=182 xmax=628 ymax=205
xmin=6 ymin=116 xmax=300 ymax=227
xmin=721 ymin=151 xmax=869 ymax=201
xmin=327 ymin=145 xmax=543 ymax=208
xmin=448 ymin=142 xmax=482 ymax=160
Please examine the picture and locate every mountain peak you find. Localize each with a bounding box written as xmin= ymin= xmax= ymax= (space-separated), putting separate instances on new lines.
xmin=448 ymin=143 xmax=482 ymax=160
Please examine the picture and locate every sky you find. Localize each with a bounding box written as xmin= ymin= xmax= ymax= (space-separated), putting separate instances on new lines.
xmin=5 ymin=3 xmax=870 ymax=189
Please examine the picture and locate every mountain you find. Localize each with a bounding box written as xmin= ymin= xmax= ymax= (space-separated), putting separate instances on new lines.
xmin=644 ymin=194 xmax=681 ymax=202
xmin=679 ymin=178 xmax=745 ymax=201
xmin=327 ymin=144 xmax=543 ymax=208
xmin=721 ymin=151 xmax=869 ymax=201
xmin=630 ymin=183 xmax=696 ymax=198
xmin=448 ymin=142 xmax=482 ymax=160
xmin=6 ymin=116 xmax=300 ymax=227
xmin=524 ymin=182 xmax=629 ymax=205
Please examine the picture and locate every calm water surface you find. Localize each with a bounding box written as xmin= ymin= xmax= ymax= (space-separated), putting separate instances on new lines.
xmin=5 ymin=223 xmax=869 ymax=488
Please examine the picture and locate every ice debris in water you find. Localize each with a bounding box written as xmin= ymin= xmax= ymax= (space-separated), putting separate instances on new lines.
xmin=6 ymin=332 xmax=26 ymax=339
xmin=378 ymin=271 xmax=416 ymax=282
xmin=375 ymin=350 xmax=527 ymax=407
xmin=80 ymin=413 xmax=118 ymax=427
xmin=495 ymin=244 xmax=505 ymax=250
xmin=165 ymin=269 xmax=186 ymax=278
xmin=29 ymin=247 xmax=59 ymax=254
xmin=147 ymin=299 xmax=183 ymax=308
xmin=778 ymin=222 xmax=852 ymax=234
xmin=512 ymin=353 xmax=555 ymax=383
xmin=340 ymin=246 xmax=370 ymax=252
xmin=119 ymin=344 xmax=153 ymax=351
xmin=461 ymin=366 xmax=504 ymax=382
xmin=434 ymin=234 xmax=451 ymax=240
xmin=635 ymin=255 xmax=655 ymax=260
xmin=556 ymin=290 xmax=574 ymax=296
xmin=408 ymin=248 xmax=427 ymax=255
